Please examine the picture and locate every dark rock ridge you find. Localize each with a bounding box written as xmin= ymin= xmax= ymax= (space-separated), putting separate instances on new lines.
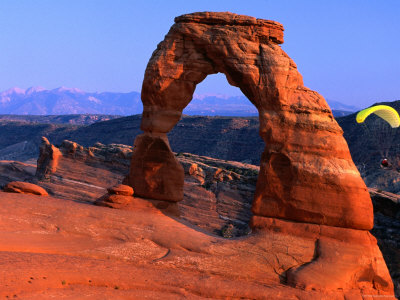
xmin=0 ymin=120 xmax=79 ymax=162
xmin=369 ymin=188 xmax=400 ymax=296
xmin=0 ymin=115 xmax=266 ymax=165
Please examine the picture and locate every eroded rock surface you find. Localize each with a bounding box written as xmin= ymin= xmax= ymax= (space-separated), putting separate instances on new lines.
xmin=129 ymin=11 xmax=372 ymax=231
xmin=35 ymin=138 xmax=132 ymax=202
xmin=34 ymin=139 xmax=257 ymax=233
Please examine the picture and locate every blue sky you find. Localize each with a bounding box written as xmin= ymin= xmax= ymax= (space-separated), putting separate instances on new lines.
xmin=0 ymin=0 xmax=399 ymax=108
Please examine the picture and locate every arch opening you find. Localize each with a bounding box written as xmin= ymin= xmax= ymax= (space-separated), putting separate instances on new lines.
xmin=182 ymin=73 xmax=258 ymax=117
xmin=167 ymin=73 xmax=264 ymax=237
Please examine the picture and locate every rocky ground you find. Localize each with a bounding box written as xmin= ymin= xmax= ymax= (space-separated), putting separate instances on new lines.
xmin=0 ymin=139 xmax=398 ymax=298
xmin=1 ymin=192 xmax=391 ymax=299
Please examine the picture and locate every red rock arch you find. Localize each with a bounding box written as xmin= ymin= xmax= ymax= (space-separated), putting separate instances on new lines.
xmin=128 ymin=12 xmax=373 ymax=230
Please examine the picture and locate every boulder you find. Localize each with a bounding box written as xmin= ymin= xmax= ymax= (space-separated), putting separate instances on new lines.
xmin=3 ymin=181 xmax=48 ymax=196
xmin=95 ymin=194 xmax=133 ymax=208
xmin=107 ymin=184 xmax=134 ymax=196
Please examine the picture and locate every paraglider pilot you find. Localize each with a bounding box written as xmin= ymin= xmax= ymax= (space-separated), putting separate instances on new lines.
xmin=381 ymin=158 xmax=389 ymax=168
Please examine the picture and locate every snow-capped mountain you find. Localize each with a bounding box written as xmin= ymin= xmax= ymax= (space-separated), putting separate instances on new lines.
xmin=0 ymin=87 xmax=357 ymax=117
xmin=0 ymin=87 xmax=142 ymax=115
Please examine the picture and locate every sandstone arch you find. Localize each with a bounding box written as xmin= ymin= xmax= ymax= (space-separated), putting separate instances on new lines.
xmin=128 ymin=12 xmax=373 ymax=230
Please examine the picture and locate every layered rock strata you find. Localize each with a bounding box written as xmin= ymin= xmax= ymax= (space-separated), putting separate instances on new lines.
xmin=34 ymin=139 xmax=258 ymax=230
xmin=95 ymin=184 xmax=134 ymax=209
xmin=35 ymin=138 xmax=132 ymax=202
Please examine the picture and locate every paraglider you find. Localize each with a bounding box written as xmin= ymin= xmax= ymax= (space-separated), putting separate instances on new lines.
xmin=356 ymin=105 xmax=400 ymax=128
xmin=356 ymin=105 xmax=400 ymax=169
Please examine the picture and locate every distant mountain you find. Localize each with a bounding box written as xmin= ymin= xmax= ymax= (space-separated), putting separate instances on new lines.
xmin=0 ymin=87 xmax=358 ymax=117
xmin=185 ymin=94 xmax=257 ymax=116
xmin=186 ymin=95 xmax=357 ymax=117
xmin=325 ymin=99 xmax=361 ymax=112
xmin=325 ymin=99 xmax=360 ymax=117
xmin=0 ymin=114 xmax=121 ymax=125
xmin=0 ymin=87 xmax=142 ymax=115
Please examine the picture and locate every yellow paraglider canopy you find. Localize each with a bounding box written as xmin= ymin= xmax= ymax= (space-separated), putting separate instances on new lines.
xmin=356 ymin=105 xmax=400 ymax=128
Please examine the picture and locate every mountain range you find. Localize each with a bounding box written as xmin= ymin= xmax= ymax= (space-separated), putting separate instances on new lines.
xmin=0 ymin=87 xmax=142 ymax=115
xmin=0 ymin=87 xmax=356 ymax=117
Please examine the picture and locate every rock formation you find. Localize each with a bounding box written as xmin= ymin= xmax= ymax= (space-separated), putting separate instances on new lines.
xmin=128 ymin=11 xmax=372 ymax=230
xmin=34 ymin=138 xmax=132 ymax=202
xmin=127 ymin=11 xmax=394 ymax=295
xmin=3 ymin=181 xmax=48 ymax=196
xmin=35 ymin=137 xmax=62 ymax=180
xmin=0 ymin=160 xmax=36 ymax=187
xmin=95 ymin=184 xmax=134 ymax=208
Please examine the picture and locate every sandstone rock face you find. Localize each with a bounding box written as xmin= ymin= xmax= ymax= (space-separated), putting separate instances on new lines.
xmin=3 ymin=181 xmax=48 ymax=196
xmin=129 ymin=11 xmax=372 ymax=230
xmin=35 ymin=137 xmax=62 ymax=179
xmin=252 ymin=216 xmax=394 ymax=293
xmin=128 ymin=133 xmax=184 ymax=202
xmin=35 ymin=139 xmax=132 ymax=202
